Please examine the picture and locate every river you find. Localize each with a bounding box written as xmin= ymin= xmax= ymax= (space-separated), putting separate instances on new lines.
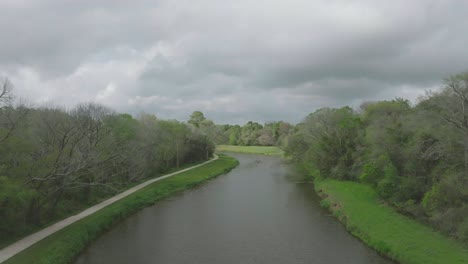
xmin=74 ymin=153 xmax=393 ymax=264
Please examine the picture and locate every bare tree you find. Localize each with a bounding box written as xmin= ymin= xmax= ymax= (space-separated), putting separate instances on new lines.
xmin=22 ymin=104 xmax=124 ymax=220
xmin=0 ymin=78 xmax=13 ymax=105
xmin=0 ymin=78 xmax=28 ymax=143
xmin=427 ymin=72 xmax=468 ymax=177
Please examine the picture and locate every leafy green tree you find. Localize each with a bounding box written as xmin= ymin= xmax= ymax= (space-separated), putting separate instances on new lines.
xmin=188 ymin=111 xmax=206 ymax=128
xmin=284 ymin=73 xmax=468 ymax=243
xmin=239 ymin=121 xmax=263 ymax=146
xmin=228 ymin=126 xmax=240 ymax=145
xmin=0 ymin=101 xmax=215 ymax=244
xmin=302 ymin=107 xmax=361 ymax=179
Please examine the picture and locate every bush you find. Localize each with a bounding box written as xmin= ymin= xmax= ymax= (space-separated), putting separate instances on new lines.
xmin=359 ymin=161 xmax=381 ymax=184
xmin=376 ymin=162 xmax=400 ymax=199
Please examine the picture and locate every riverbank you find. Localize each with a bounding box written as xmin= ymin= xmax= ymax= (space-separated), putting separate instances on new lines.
xmin=0 ymin=158 xmax=222 ymax=250
xmin=3 ymin=154 xmax=239 ymax=264
xmin=315 ymin=178 xmax=468 ymax=264
xmin=73 ymin=153 xmax=391 ymax=264
xmin=216 ymin=145 xmax=283 ymax=156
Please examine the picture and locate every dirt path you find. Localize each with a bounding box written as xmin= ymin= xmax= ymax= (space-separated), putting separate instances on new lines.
xmin=0 ymin=155 xmax=218 ymax=263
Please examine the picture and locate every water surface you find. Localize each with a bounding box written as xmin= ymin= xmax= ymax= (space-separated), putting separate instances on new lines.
xmin=75 ymin=153 xmax=393 ymax=264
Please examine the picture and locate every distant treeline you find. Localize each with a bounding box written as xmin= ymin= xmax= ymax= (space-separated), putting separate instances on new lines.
xmin=285 ymin=72 xmax=468 ymax=244
xmin=0 ymin=80 xmax=214 ymax=245
xmin=186 ymin=111 xmax=294 ymax=147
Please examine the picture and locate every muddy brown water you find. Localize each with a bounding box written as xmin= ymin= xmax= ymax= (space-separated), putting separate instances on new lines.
xmin=74 ymin=153 xmax=394 ymax=264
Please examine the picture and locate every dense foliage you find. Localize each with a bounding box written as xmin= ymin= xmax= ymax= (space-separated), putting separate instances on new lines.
xmin=3 ymin=155 xmax=238 ymax=264
xmin=0 ymin=80 xmax=214 ymax=246
xmin=286 ymin=72 xmax=468 ymax=244
xmin=187 ymin=111 xmax=293 ymax=146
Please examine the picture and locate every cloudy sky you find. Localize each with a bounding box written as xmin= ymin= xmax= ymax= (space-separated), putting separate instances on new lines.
xmin=1 ymin=0 xmax=467 ymax=124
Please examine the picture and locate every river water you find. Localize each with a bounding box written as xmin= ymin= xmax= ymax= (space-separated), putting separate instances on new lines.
xmin=74 ymin=153 xmax=393 ymax=264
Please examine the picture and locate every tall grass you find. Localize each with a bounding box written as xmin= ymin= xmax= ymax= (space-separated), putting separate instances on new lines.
xmin=4 ymin=155 xmax=239 ymax=264
xmin=316 ymin=179 xmax=468 ymax=264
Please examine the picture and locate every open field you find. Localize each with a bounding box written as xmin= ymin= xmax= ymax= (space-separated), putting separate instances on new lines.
xmin=315 ymin=179 xmax=468 ymax=264
xmin=216 ymin=145 xmax=283 ymax=156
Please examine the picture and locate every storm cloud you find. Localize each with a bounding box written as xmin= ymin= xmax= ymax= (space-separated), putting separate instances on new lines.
xmin=1 ymin=0 xmax=467 ymax=124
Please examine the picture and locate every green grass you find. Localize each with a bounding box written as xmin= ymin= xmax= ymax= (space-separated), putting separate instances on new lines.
xmin=216 ymin=145 xmax=283 ymax=156
xmin=315 ymin=179 xmax=468 ymax=264
xmin=4 ymin=154 xmax=239 ymax=264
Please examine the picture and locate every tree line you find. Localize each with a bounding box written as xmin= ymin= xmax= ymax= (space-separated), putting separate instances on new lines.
xmin=3 ymin=71 xmax=468 ymax=246
xmin=187 ymin=110 xmax=294 ymax=146
xmin=0 ymin=79 xmax=214 ymax=244
xmin=285 ymin=72 xmax=468 ymax=244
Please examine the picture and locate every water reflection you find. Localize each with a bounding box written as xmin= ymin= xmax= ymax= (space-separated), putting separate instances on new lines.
xmin=75 ymin=153 xmax=393 ymax=264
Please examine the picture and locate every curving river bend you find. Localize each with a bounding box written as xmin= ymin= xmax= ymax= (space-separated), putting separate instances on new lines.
xmin=75 ymin=153 xmax=393 ymax=264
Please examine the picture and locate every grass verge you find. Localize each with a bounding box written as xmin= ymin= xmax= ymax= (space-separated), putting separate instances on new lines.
xmin=315 ymin=178 xmax=468 ymax=264
xmin=4 ymin=154 xmax=239 ymax=264
xmin=216 ymin=145 xmax=283 ymax=156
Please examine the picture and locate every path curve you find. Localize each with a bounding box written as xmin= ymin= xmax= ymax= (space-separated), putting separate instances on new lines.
xmin=0 ymin=155 xmax=219 ymax=263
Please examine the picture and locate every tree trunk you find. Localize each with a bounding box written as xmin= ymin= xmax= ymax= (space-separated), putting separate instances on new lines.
xmin=464 ymin=131 xmax=468 ymax=178
xmin=176 ymin=142 xmax=180 ymax=168
xmin=49 ymin=190 xmax=64 ymax=218
xmin=83 ymin=176 xmax=92 ymax=202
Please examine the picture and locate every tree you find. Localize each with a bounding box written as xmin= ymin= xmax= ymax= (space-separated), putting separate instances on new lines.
xmin=226 ymin=125 xmax=241 ymax=145
xmin=301 ymin=107 xmax=361 ymax=179
xmin=258 ymin=126 xmax=275 ymax=146
xmin=188 ymin=111 xmax=206 ymax=128
xmin=0 ymin=99 xmax=216 ymax=244
xmin=359 ymin=99 xmax=411 ymax=181
xmin=284 ymin=125 xmax=308 ymax=161
xmin=0 ymin=78 xmax=13 ymax=105
xmin=282 ymin=72 xmax=468 ymax=243
xmin=239 ymin=121 xmax=263 ymax=146
xmin=426 ymin=72 xmax=468 ymax=177
xmin=0 ymin=78 xmax=28 ymax=143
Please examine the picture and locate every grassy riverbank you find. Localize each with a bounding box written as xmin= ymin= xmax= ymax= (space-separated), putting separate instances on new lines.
xmin=4 ymin=154 xmax=239 ymax=264
xmin=315 ymin=179 xmax=468 ymax=264
xmin=216 ymin=145 xmax=283 ymax=156
xmin=0 ymin=158 xmax=224 ymax=249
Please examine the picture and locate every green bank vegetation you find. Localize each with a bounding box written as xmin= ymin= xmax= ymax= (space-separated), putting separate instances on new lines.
xmin=4 ymin=154 xmax=239 ymax=264
xmin=193 ymin=72 xmax=468 ymax=263
xmin=0 ymin=79 xmax=215 ymax=247
xmin=315 ymin=179 xmax=468 ymax=264
xmin=216 ymin=145 xmax=284 ymax=155
xmin=285 ymin=72 xmax=468 ymax=247
xmin=282 ymin=72 xmax=468 ymax=262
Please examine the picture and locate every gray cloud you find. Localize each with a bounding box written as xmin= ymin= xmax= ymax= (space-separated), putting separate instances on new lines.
xmin=1 ymin=0 xmax=467 ymax=124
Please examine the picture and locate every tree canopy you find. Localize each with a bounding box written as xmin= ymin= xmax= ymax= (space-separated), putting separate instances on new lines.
xmin=0 ymin=93 xmax=214 ymax=245
xmin=285 ymin=72 xmax=468 ymax=244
